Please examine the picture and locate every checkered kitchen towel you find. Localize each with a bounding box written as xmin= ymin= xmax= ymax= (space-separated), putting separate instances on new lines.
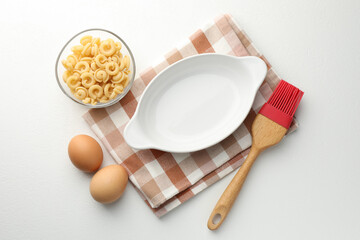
xmin=83 ymin=14 xmax=298 ymax=217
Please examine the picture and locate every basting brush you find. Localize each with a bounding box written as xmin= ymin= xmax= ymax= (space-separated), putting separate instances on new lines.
xmin=208 ymin=80 xmax=304 ymax=230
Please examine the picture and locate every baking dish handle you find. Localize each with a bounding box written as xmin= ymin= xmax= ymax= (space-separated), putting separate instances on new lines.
xmin=124 ymin=119 xmax=152 ymax=150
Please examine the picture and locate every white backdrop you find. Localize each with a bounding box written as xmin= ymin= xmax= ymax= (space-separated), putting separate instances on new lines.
xmin=1 ymin=0 xmax=360 ymax=239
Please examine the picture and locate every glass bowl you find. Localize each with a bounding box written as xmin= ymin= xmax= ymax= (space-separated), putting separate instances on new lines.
xmin=55 ymin=29 xmax=136 ymax=108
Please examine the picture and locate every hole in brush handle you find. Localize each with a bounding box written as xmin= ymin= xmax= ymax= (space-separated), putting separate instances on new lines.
xmin=212 ymin=213 xmax=222 ymax=225
xmin=208 ymin=208 xmax=226 ymax=230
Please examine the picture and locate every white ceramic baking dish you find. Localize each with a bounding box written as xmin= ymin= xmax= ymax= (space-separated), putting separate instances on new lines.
xmin=124 ymin=54 xmax=267 ymax=153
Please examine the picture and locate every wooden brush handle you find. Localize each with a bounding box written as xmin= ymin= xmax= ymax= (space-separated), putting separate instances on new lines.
xmin=207 ymin=147 xmax=260 ymax=230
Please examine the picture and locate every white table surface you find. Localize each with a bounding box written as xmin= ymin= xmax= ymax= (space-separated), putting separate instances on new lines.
xmin=1 ymin=0 xmax=360 ymax=239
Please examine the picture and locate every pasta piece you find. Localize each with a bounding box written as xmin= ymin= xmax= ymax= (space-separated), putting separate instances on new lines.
xmin=114 ymin=85 xmax=124 ymax=94
xmin=62 ymin=60 xmax=73 ymax=71
xmin=94 ymin=69 xmax=109 ymax=83
xmin=109 ymin=55 xmax=121 ymax=64
xmin=88 ymin=85 xmax=103 ymax=99
xmin=80 ymin=35 xmax=92 ymax=46
xmin=117 ymin=52 xmax=123 ymax=59
xmin=66 ymin=55 xmax=78 ymax=67
xmin=105 ymin=61 xmax=120 ymax=75
xmin=90 ymin=98 xmax=97 ymax=105
xmin=73 ymin=52 xmax=81 ymax=59
xmin=122 ymin=55 xmax=130 ymax=70
xmin=62 ymin=70 xmax=71 ymax=82
xmin=92 ymin=37 xmax=100 ymax=46
xmin=90 ymin=62 xmax=97 ymax=71
xmin=99 ymin=83 xmax=108 ymax=98
xmin=112 ymin=71 xmax=126 ymax=83
xmin=81 ymin=72 xmax=96 ymax=88
xmin=122 ymin=75 xmax=130 ymax=88
xmin=74 ymin=87 xmax=88 ymax=100
xmin=95 ymin=54 xmax=107 ymax=68
xmin=91 ymin=44 xmax=99 ymax=57
xmin=107 ymin=38 xmax=115 ymax=44
xmin=71 ymin=45 xmax=84 ymax=55
xmin=80 ymin=57 xmax=93 ymax=63
xmin=66 ymin=76 xmax=81 ymax=90
xmin=81 ymin=43 xmax=92 ymax=56
xmin=118 ymin=59 xmax=125 ymax=71
xmin=99 ymin=39 xmax=116 ymax=56
xmin=99 ymin=96 xmax=109 ymax=103
xmin=115 ymin=42 xmax=122 ymax=51
xmin=109 ymin=92 xmax=117 ymax=100
xmin=75 ymin=61 xmax=90 ymax=73
xmin=109 ymin=84 xmax=123 ymax=100
xmin=73 ymin=72 xmax=81 ymax=79
xmin=104 ymin=83 xmax=113 ymax=98
xmin=82 ymin=97 xmax=91 ymax=104
xmin=112 ymin=82 xmax=124 ymax=89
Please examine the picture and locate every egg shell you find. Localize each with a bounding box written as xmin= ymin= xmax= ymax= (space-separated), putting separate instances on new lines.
xmin=90 ymin=165 xmax=128 ymax=204
xmin=68 ymin=135 xmax=103 ymax=172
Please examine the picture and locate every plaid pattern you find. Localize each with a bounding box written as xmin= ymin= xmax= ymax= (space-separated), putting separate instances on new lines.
xmin=83 ymin=14 xmax=298 ymax=217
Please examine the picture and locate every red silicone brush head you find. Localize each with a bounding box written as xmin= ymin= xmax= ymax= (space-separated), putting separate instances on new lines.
xmin=259 ymin=80 xmax=304 ymax=129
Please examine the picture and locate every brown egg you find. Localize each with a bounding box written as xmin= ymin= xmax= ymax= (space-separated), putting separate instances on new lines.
xmin=68 ymin=135 xmax=103 ymax=172
xmin=90 ymin=165 xmax=128 ymax=204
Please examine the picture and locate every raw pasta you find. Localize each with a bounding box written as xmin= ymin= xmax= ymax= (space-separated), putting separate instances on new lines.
xmin=63 ymin=71 xmax=71 ymax=82
xmin=112 ymin=71 xmax=126 ymax=83
xmin=80 ymin=35 xmax=92 ymax=46
xmin=66 ymin=76 xmax=81 ymax=90
xmin=71 ymin=45 xmax=84 ymax=55
xmin=81 ymin=72 xmax=96 ymax=88
xmin=75 ymin=61 xmax=90 ymax=73
xmin=61 ymin=35 xmax=131 ymax=105
xmin=99 ymin=96 xmax=109 ymax=103
xmin=95 ymin=54 xmax=107 ymax=68
xmin=94 ymin=69 xmax=109 ymax=83
xmin=105 ymin=61 xmax=119 ymax=75
xmin=104 ymin=83 xmax=113 ymax=98
xmin=82 ymin=97 xmax=91 ymax=104
xmin=91 ymin=44 xmax=99 ymax=56
xmin=81 ymin=43 xmax=92 ymax=56
xmin=67 ymin=55 xmax=78 ymax=67
xmin=99 ymin=39 xmax=116 ymax=56
xmin=74 ymin=87 xmax=88 ymax=100
xmin=88 ymin=85 xmax=103 ymax=99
